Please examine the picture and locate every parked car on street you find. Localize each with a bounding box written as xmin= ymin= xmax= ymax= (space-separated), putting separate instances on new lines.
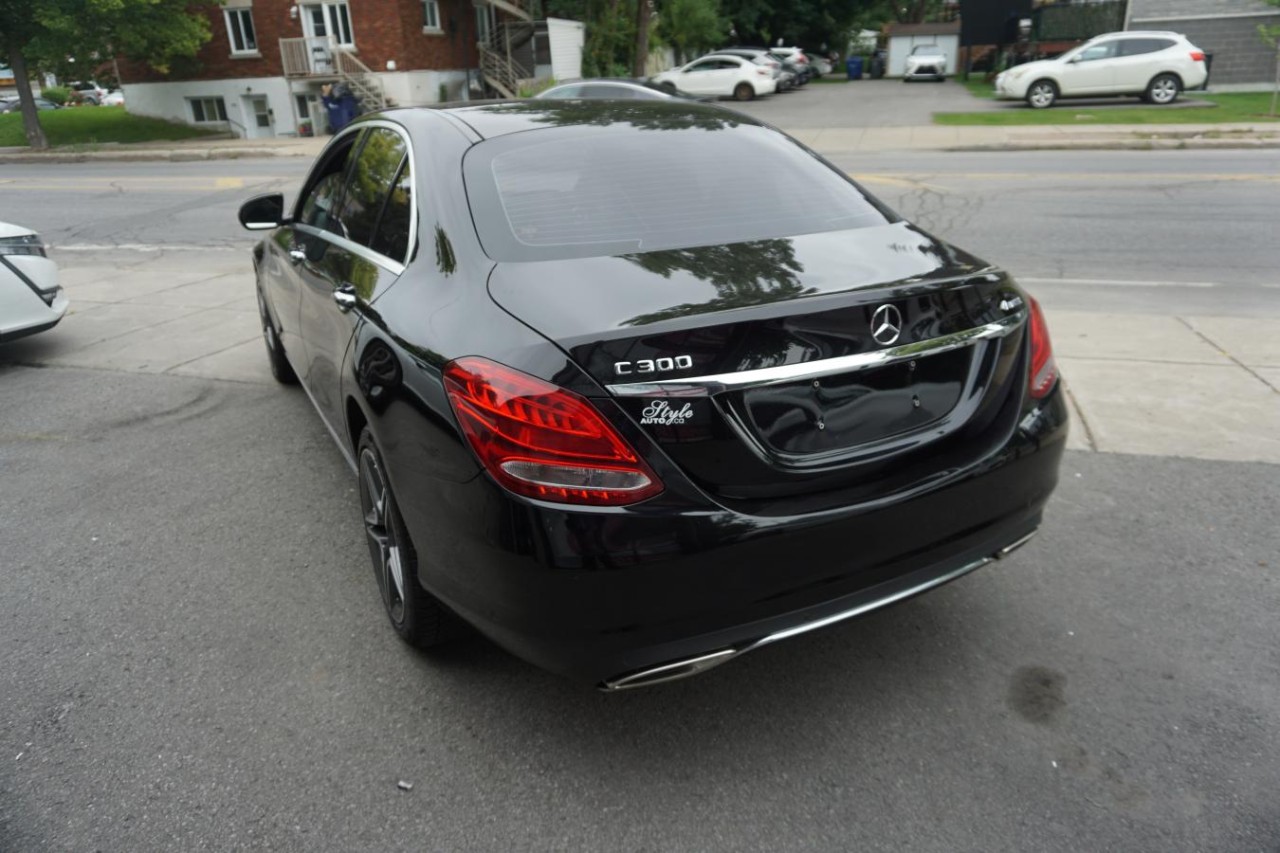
xmin=651 ymin=55 xmax=777 ymax=100
xmin=0 ymin=97 xmax=60 ymax=113
xmin=995 ymin=30 xmax=1208 ymax=108
xmin=0 ymin=222 xmax=68 ymax=343
xmin=708 ymin=48 xmax=794 ymax=90
xmin=68 ymin=81 xmax=108 ymax=105
xmin=903 ymin=44 xmax=948 ymax=81
xmin=535 ymin=79 xmax=701 ymax=101
xmin=236 ymin=101 xmax=1066 ymax=689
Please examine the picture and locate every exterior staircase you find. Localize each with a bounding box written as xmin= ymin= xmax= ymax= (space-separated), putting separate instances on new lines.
xmin=333 ymin=49 xmax=390 ymax=110
xmin=477 ymin=0 xmax=537 ymax=99
xmin=279 ymin=36 xmax=390 ymax=110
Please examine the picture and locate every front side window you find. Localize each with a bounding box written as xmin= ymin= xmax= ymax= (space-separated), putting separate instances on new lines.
xmin=1075 ymin=42 xmax=1117 ymax=63
xmin=189 ymin=97 xmax=228 ymax=123
xmin=423 ymin=0 xmax=441 ymax=31
xmin=296 ymin=134 xmax=358 ymax=234
xmin=225 ymin=8 xmax=258 ymax=54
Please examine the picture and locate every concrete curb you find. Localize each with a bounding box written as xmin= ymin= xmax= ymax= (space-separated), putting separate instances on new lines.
xmin=0 ymin=147 xmax=315 ymax=164
xmin=947 ymin=138 xmax=1280 ymax=152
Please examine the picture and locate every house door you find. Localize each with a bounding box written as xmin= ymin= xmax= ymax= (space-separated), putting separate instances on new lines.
xmin=243 ymin=95 xmax=273 ymax=138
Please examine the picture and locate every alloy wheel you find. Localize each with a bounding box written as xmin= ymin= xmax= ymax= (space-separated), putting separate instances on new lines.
xmin=1149 ymin=76 xmax=1179 ymax=104
xmin=1028 ymin=81 xmax=1055 ymax=109
xmin=360 ymin=447 xmax=406 ymax=624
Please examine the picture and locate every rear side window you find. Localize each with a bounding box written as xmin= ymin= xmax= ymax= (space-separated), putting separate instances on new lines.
xmin=1118 ymin=38 xmax=1176 ymax=57
xmin=464 ymin=120 xmax=893 ymax=262
xmin=336 ymin=127 xmax=408 ymax=249
xmin=370 ymin=156 xmax=412 ymax=262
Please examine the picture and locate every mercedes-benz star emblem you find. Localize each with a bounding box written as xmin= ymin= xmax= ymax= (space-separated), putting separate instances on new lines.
xmin=871 ymin=304 xmax=903 ymax=346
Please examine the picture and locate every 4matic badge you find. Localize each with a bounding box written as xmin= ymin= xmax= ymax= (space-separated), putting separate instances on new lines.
xmin=640 ymin=400 xmax=694 ymax=426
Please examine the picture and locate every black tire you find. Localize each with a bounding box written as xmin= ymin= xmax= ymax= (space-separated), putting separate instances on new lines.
xmin=1026 ymin=79 xmax=1058 ymax=109
xmin=733 ymin=82 xmax=754 ymax=101
xmin=356 ymin=428 xmax=463 ymax=649
xmin=257 ymin=289 xmax=298 ymax=385
xmin=1145 ymin=73 xmax=1181 ymax=105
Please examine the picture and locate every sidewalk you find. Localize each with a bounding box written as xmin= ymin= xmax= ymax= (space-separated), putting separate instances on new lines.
xmin=3 ymin=252 xmax=1277 ymax=465
xmin=1 ymin=120 xmax=1278 ymax=164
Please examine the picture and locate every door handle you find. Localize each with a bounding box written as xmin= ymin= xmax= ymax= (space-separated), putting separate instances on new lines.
xmin=332 ymin=283 xmax=358 ymax=312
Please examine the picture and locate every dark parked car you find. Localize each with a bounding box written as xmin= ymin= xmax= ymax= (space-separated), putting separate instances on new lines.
xmin=238 ymin=101 xmax=1066 ymax=690
xmin=0 ymin=97 xmax=60 ymax=113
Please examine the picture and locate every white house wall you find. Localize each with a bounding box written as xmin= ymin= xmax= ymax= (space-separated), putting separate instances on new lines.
xmin=123 ymin=77 xmax=294 ymax=138
xmin=887 ymin=34 xmax=960 ymax=77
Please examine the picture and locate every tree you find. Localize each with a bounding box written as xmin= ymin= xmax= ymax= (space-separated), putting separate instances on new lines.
xmin=0 ymin=0 xmax=208 ymax=149
xmin=1261 ymin=0 xmax=1280 ymax=116
xmin=657 ymin=0 xmax=726 ymax=65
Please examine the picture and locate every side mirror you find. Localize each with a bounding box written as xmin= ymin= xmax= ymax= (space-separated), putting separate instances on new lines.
xmin=239 ymin=193 xmax=287 ymax=231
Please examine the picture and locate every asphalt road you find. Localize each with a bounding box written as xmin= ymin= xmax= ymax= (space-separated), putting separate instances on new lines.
xmin=2 ymin=147 xmax=1279 ymax=850
xmin=2 ymin=366 xmax=1277 ymax=851
xmin=5 ymin=147 xmax=1278 ymax=317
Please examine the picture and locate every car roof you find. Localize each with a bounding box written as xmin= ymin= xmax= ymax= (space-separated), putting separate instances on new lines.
xmin=1091 ymin=30 xmax=1183 ymax=40
xmin=421 ymin=100 xmax=764 ymax=142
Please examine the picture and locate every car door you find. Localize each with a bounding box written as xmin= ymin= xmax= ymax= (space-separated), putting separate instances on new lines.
xmin=679 ymin=59 xmax=726 ymax=95
xmin=262 ymin=131 xmax=362 ymax=372
xmin=295 ymin=124 xmax=413 ymax=433
xmin=1057 ymin=41 xmax=1119 ymax=95
xmin=1112 ymin=37 xmax=1175 ymax=91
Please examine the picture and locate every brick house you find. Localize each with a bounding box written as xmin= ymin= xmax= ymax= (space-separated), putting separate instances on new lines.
xmin=120 ymin=0 xmax=556 ymax=137
xmin=1126 ymin=0 xmax=1280 ymax=84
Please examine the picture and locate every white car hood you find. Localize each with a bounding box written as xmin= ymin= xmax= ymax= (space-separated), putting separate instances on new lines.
xmin=907 ymin=53 xmax=946 ymax=63
xmin=0 ymin=221 xmax=38 ymax=240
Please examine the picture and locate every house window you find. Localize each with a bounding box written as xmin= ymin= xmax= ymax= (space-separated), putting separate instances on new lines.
xmin=327 ymin=2 xmax=354 ymax=46
xmin=189 ymin=97 xmax=228 ymax=123
xmin=224 ymin=8 xmax=258 ymax=54
xmin=476 ymin=4 xmax=495 ymax=44
xmin=423 ymin=0 xmax=441 ymax=32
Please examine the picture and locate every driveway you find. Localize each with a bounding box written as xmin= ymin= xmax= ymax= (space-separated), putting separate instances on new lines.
xmin=728 ymin=77 xmax=1004 ymax=127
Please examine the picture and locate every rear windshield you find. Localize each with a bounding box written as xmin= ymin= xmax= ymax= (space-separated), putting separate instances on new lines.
xmin=463 ymin=121 xmax=893 ymax=262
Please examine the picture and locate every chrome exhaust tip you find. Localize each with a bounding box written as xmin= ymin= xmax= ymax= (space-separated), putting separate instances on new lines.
xmin=599 ymin=648 xmax=740 ymax=691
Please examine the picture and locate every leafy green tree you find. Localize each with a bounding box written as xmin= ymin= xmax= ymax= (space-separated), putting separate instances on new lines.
xmin=0 ymin=0 xmax=208 ymax=149
xmin=658 ymin=0 xmax=726 ymax=65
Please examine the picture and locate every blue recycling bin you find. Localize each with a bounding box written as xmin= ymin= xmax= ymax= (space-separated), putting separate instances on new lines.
xmin=846 ymin=56 xmax=864 ymax=80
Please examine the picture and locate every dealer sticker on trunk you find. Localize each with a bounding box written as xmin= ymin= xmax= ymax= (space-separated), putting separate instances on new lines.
xmin=640 ymin=401 xmax=694 ymax=426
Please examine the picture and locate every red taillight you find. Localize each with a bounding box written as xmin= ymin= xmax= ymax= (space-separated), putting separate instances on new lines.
xmin=1190 ymin=50 xmax=1205 ymax=62
xmin=443 ymin=357 xmax=663 ymax=506
xmin=1027 ymin=296 xmax=1058 ymax=399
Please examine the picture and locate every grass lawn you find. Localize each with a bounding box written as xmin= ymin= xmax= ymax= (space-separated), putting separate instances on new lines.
xmin=0 ymin=107 xmax=218 ymax=148
xmin=935 ymin=92 xmax=1280 ymax=125
xmin=958 ymin=76 xmax=997 ymax=99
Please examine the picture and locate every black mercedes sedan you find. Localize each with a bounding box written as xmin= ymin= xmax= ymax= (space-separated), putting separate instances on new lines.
xmin=238 ymin=101 xmax=1067 ymax=690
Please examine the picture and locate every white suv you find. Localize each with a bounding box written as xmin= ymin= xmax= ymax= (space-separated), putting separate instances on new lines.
xmin=995 ymin=31 xmax=1208 ymax=109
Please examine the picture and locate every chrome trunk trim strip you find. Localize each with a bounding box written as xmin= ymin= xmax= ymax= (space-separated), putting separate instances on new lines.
xmin=605 ymin=311 xmax=1025 ymax=398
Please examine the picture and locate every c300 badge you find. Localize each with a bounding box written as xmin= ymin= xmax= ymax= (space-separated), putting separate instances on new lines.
xmin=641 ymin=401 xmax=694 ymax=426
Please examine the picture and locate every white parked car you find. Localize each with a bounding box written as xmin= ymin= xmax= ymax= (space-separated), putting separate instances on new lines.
xmin=651 ymin=55 xmax=777 ymax=101
xmin=0 ymin=223 xmax=68 ymax=343
xmin=904 ymin=44 xmax=948 ymax=81
xmin=101 ymin=89 xmax=125 ymax=107
xmin=995 ymin=31 xmax=1208 ymax=109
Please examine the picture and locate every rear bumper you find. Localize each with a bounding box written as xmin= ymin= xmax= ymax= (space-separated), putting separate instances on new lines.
xmin=404 ymin=384 xmax=1068 ymax=686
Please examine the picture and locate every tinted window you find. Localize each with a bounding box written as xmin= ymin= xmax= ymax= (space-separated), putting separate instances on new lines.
xmin=370 ymin=156 xmax=413 ymax=262
xmin=1118 ymin=38 xmax=1175 ymax=56
xmin=465 ymin=121 xmax=892 ymax=262
xmin=1075 ymin=42 xmax=1118 ymax=62
xmin=297 ymin=135 xmax=358 ymax=237
xmin=336 ymin=127 xmax=408 ymax=248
